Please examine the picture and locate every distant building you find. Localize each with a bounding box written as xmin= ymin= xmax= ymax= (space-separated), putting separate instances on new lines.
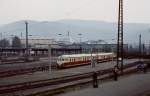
xmin=59 ymin=43 xmax=128 ymax=54
xmin=20 ymin=38 xmax=57 ymax=48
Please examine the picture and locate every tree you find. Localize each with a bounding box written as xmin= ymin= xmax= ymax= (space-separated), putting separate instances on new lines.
xmin=12 ymin=36 xmax=22 ymax=48
xmin=0 ymin=39 xmax=10 ymax=48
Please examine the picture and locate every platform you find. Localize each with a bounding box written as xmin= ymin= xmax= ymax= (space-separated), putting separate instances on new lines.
xmin=59 ymin=72 xmax=150 ymax=96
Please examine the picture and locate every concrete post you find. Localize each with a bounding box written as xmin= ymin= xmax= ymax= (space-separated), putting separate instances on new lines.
xmin=93 ymin=72 xmax=98 ymax=88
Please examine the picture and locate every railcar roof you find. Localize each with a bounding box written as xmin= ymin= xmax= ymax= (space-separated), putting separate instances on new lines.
xmin=59 ymin=52 xmax=114 ymax=58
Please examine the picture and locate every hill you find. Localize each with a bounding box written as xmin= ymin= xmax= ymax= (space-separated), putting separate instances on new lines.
xmin=0 ymin=20 xmax=149 ymax=44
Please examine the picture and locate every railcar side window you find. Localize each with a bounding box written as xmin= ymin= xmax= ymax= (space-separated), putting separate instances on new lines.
xmin=65 ymin=58 xmax=67 ymax=62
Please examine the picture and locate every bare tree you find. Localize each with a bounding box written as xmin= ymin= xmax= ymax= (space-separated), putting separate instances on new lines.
xmin=0 ymin=39 xmax=10 ymax=48
xmin=12 ymin=36 xmax=22 ymax=48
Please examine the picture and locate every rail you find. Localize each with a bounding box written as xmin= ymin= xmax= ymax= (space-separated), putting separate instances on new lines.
xmin=0 ymin=59 xmax=113 ymax=78
xmin=0 ymin=66 xmax=49 ymax=78
xmin=0 ymin=61 xmax=143 ymax=94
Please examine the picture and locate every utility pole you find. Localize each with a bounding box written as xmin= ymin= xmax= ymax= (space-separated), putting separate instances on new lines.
xmin=78 ymin=33 xmax=82 ymax=53
xmin=149 ymin=42 xmax=150 ymax=55
xmin=21 ymin=32 xmax=23 ymax=38
xmin=117 ymin=0 xmax=124 ymax=74
xmin=48 ymin=44 xmax=52 ymax=73
xmin=111 ymin=39 xmax=115 ymax=65
xmin=0 ymin=33 xmax=2 ymax=40
xmin=25 ymin=21 xmax=29 ymax=61
xmin=67 ymin=31 xmax=70 ymax=43
xmin=139 ymin=34 xmax=141 ymax=61
xmin=90 ymin=48 xmax=95 ymax=67
xmin=0 ymin=33 xmax=2 ymax=62
xmin=142 ymin=43 xmax=145 ymax=56
xmin=149 ymin=42 xmax=150 ymax=61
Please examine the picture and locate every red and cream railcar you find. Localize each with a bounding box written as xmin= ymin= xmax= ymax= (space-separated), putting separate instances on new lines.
xmin=57 ymin=52 xmax=115 ymax=68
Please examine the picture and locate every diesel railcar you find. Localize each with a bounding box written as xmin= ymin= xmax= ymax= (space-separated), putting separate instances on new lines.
xmin=57 ymin=52 xmax=115 ymax=68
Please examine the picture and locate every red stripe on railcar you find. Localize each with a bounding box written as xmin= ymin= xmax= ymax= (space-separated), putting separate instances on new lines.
xmin=60 ymin=60 xmax=91 ymax=68
xmin=59 ymin=58 xmax=113 ymax=68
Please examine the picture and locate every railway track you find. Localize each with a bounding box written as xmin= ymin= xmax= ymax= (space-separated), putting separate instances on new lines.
xmin=0 ymin=59 xmax=112 ymax=78
xmin=0 ymin=61 xmax=142 ymax=95
xmin=0 ymin=57 xmax=39 ymax=65
xmin=0 ymin=66 xmax=49 ymax=78
xmin=0 ymin=57 xmax=27 ymax=64
xmin=28 ymin=67 xmax=139 ymax=96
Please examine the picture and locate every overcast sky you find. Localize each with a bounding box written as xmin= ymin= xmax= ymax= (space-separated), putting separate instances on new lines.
xmin=0 ymin=0 xmax=150 ymax=24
